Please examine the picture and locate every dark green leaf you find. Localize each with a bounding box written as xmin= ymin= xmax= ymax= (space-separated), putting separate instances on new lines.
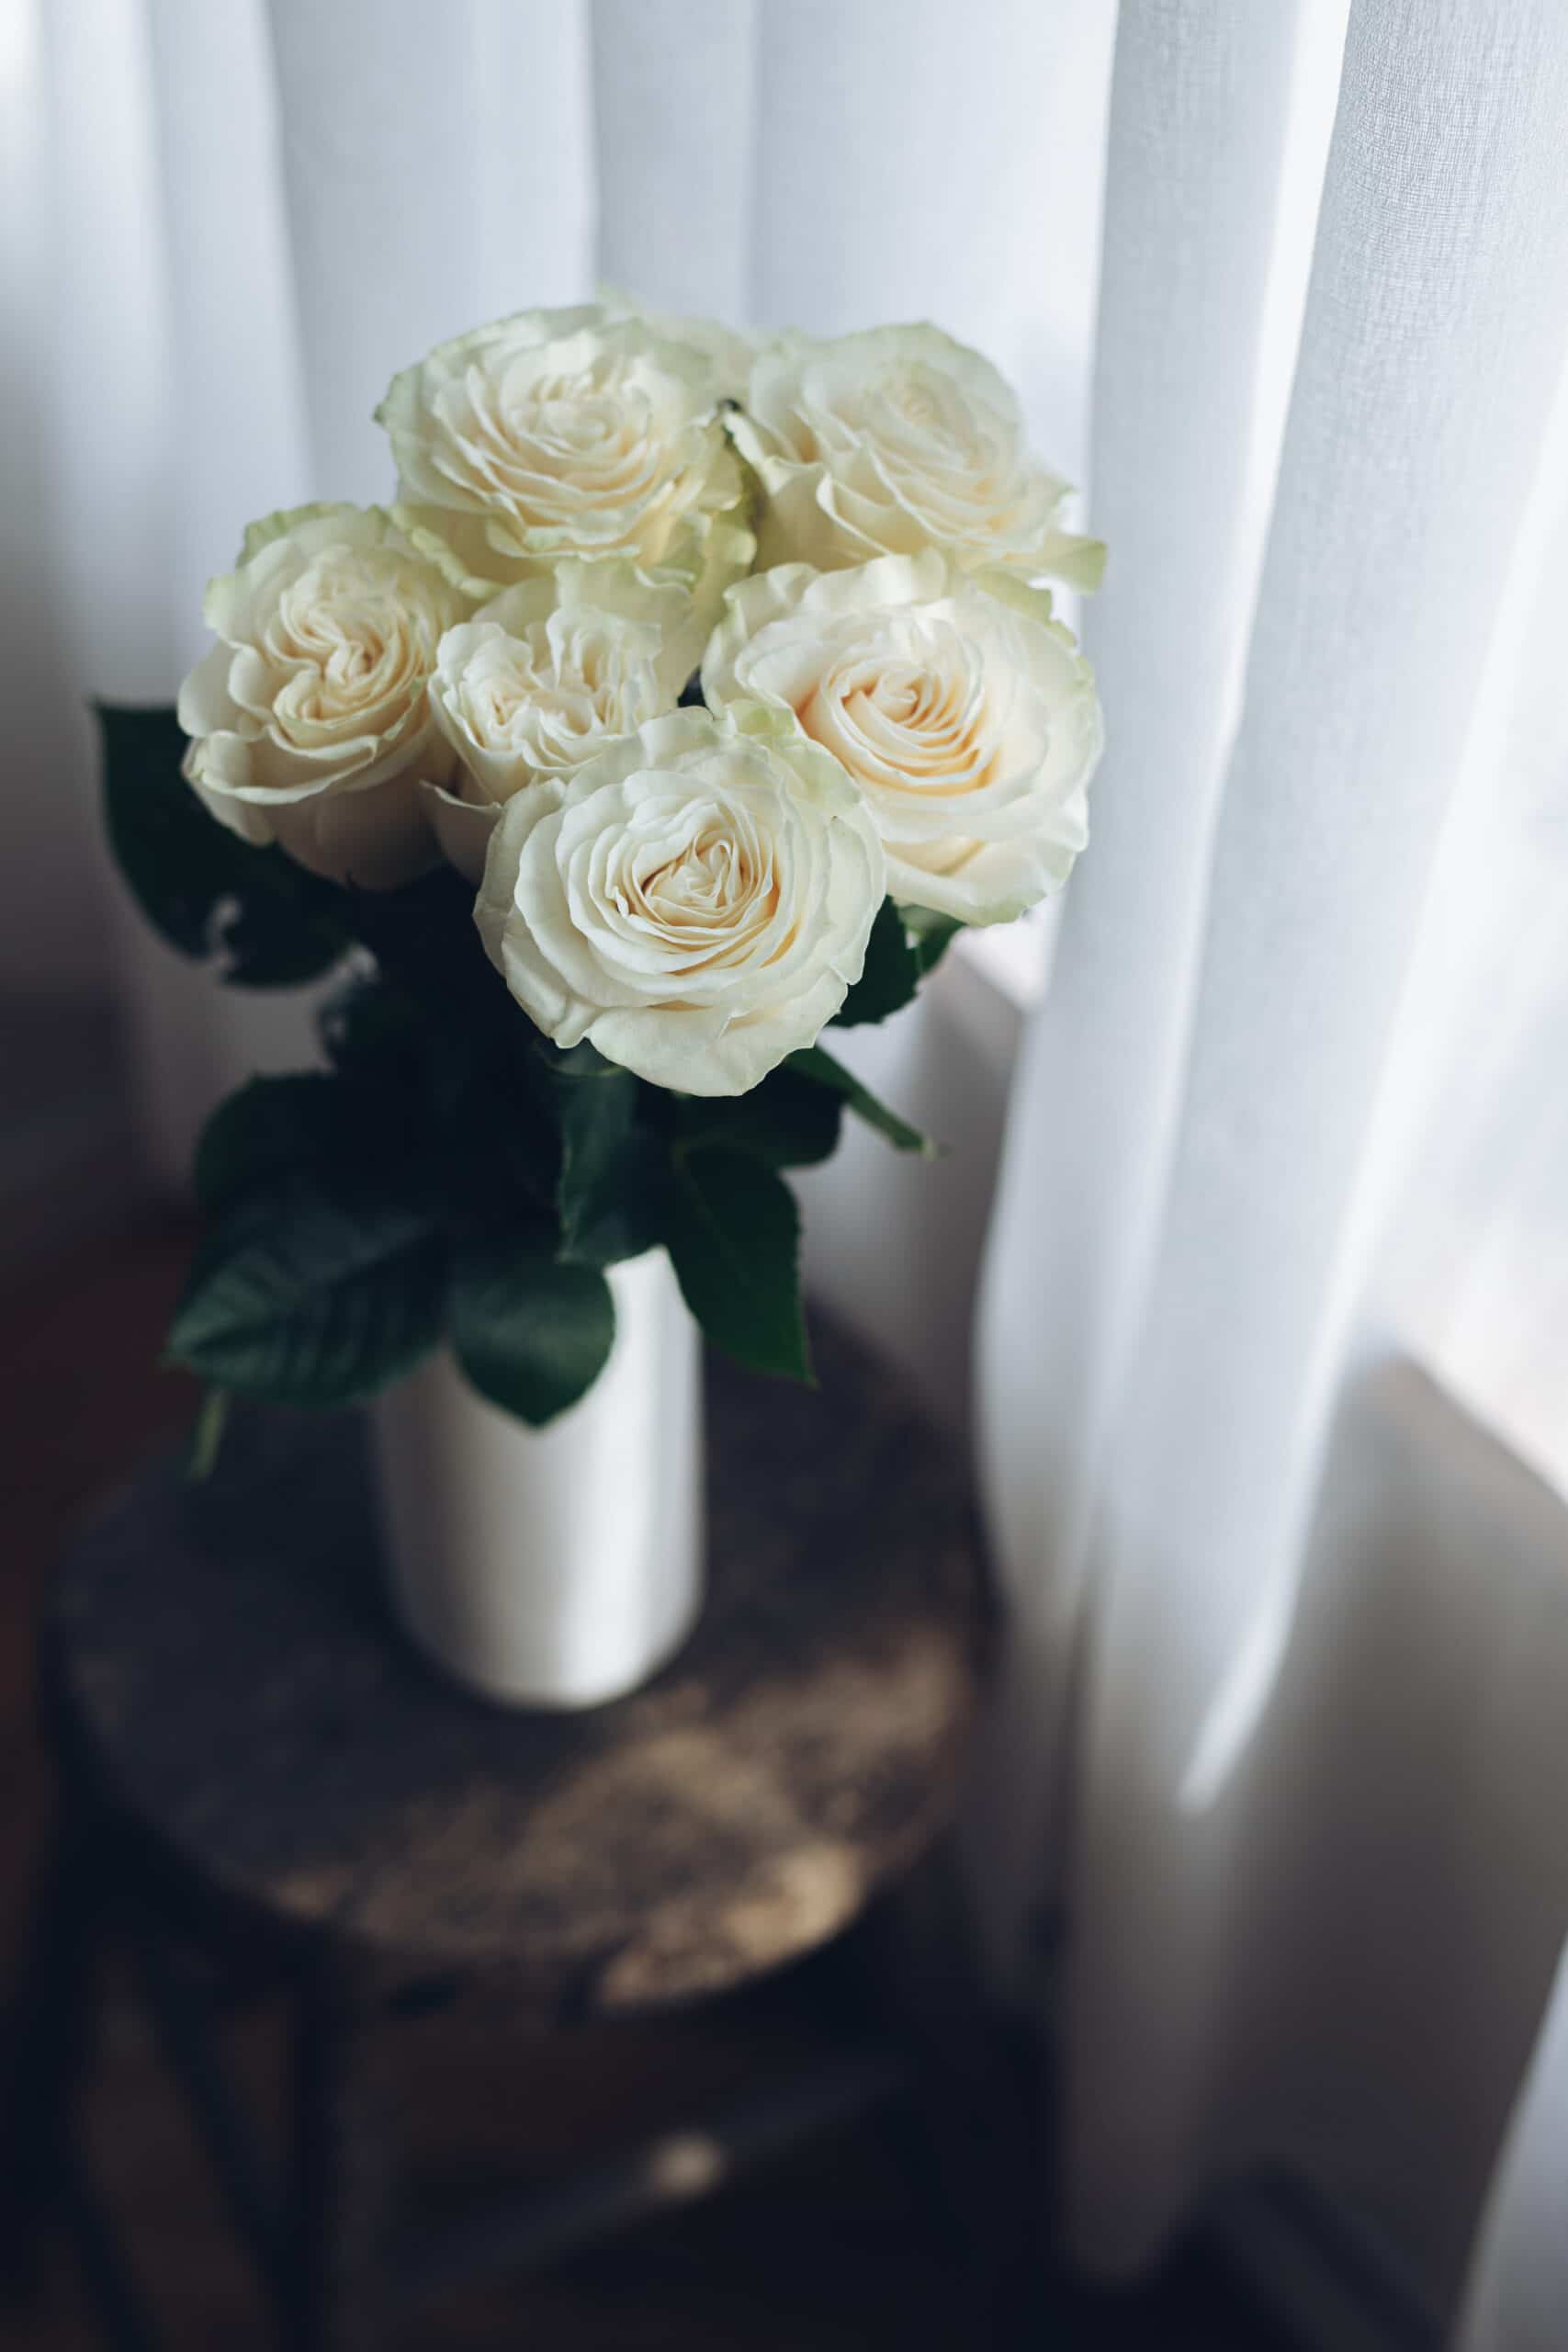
xmin=449 ymin=1236 xmax=615 ymax=1426
xmin=831 ymin=896 xmax=920 ymax=1028
xmin=670 ymin=1061 xmax=843 ymax=1170
xmin=343 ymin=865 xmax=498 ymax=1030
xmin=318 ymin=969 xmax=424 ymax=1088
xmin=219 ymin=857 xmax=348 ymax=987
xmin=98 ymin=701 xmax=229 ymax=961
xmin=320 ymin=961 xmax=561 ymax=1224
xmin=554 ymin=1055 xmax=668 ymax=1268
xmin=191 ymin=1070 xmax=438 ymax=1226
xmin=167 ymin=1193 xmax=446 ymax=1405
xmin=902 ymin=905 xmax=964 ymax=978
xmin=785 ymin=1046 xmax=933 ymax=1157
xmin=96 ymin=701 xmax=347 ymax=987
xmin=431 ymin=1061 xmax=561 ymax=1227
xmin=193 ymin=1074 xmax=361 ymax=1213
xmin=663 ymin=1145 xmax=810 ymax=1382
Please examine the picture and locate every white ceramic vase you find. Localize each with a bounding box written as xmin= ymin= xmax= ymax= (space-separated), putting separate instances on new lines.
xmin=371 ymin=1248 xmax=704 ymax=1709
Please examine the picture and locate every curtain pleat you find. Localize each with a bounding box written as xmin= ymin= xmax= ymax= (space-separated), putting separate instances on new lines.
xmin=972 ymin=0 xmax=1314 ymax=1974
xmin=145 ymin=0 xmax=308 ymax=661
xmin=122 ymin=0 xmax=322 ymax=1180
xmin=35 ymin=0 xmax=193 ymax=1167
xmin=0 ymin=2 xmax=114 ymax=990
xmin=263 ymin=0 xmax=592 ymax=503
xmin=748 ymin=0 xmax=1113 ymax=466
xmin=591 ymin=0 xmax=757 ymax=321
xmin=977 ymin=0 xmax=1568 ymax=2270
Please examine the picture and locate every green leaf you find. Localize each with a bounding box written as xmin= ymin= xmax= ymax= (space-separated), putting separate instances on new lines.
xmin=343 ymin=865 xmax=498 ymax=1028
xmin=193 ymin=1074 xmax=366 ymax=1213
xmin=318 ymin=970 xmax=425 ymax=1089
xmin=96 ymin=702 xmax=346 ymax=987
xmin=219 ymin=857 xmax=349 ymax=988
xmin=449 ymin=1237 xmax=615 ymax=1426
xmin=902 ymin=905 xmax=964 ymax=979
xmin=167 ymin=1193 xmax=446 ymax=1405
xmin=192 ymin=1071 xmax=443 ymax=1235
xmin=553 ymin=1053 xmax=667 ymax=1268
xmin=664 ymin=1146 xmax=810 ymax=1382
xmin=670 ymin=1061 xmax=843 ymax=1170
xmin=831 ymin=896 xmax=920 ymax=1027
xmin=785 ymin=1046 xmax=934 ymax=1157
xmin=98 ymin=702 xmax=227 ymax=960
xmin=321 ymin=961 xmax=561 ymax=1225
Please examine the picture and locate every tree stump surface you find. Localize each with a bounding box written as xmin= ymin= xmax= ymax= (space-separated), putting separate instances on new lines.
xmin=46 ymin=1314 xmax=988 ymax=2019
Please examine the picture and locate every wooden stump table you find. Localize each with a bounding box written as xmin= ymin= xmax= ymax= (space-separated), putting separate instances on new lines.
xmin=3 ymin=1314 xmax=1024 ymax=2349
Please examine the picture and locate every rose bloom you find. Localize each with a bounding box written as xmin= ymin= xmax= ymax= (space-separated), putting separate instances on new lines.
xmin=476 ymin=707 xmax=885 ymax=1096
xmin=425 ymin=574 xmax=674 ymax=884
xmin=598 ymin=287 xmax=759 ymax=405
xmin=176 ymin=503 xmax=461 ymax=889
xmin=378 ymin=304 xmax=754 ymax=689
xmin=730 ymin=322 xmax=1104 ymax=591
xmin=702 ymin=551 xmax=1102 ymax=924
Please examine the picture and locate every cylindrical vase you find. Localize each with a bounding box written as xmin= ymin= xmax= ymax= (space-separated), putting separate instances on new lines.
xmin=371 ymin=1248 xmax=703 ymax=1709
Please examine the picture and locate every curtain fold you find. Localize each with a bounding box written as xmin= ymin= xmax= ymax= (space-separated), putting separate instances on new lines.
xmin=973 ymin=0 xmax=1315 ymax=1973
xmin=264 ymin=0 xmax=592 ymax=503
xmin=590 ymin=0 xmax=757 ymax=322
xmin=748 ymin=0 xmax=1114 ymax=476
xmin=977 ymin=0 xmax=1568 ymax=2278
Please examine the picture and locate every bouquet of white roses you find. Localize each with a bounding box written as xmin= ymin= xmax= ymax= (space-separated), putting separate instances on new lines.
xmin=102 ymin=301 xmax=1103 ymax=1430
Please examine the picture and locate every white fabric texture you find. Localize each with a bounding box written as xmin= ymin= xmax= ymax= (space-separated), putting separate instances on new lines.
xmin=10 ymin=1 xmax=1568 ymax=2339
xmin=978 ymin=0 xmax=1568 ymax=2326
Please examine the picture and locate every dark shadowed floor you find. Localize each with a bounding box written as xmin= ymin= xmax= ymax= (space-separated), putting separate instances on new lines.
xmin=0 ymin=1215 xmax=1297 ymax=2349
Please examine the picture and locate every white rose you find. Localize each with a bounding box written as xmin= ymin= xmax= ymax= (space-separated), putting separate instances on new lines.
xmin=597 ymin=285 xmax=760 ymax=404
xmin=424 ymin=575 xmax=673 ymax=884
xmin=176 ymin=503 xmax=461 ymax=889
xmin=475 ymin=707 xmax=885 ymax=1097
xmin=729 ymin=323 xmax=1104 ymax=591
xmin=378 ymin=304 xmax=755 ymax=689
xmin=701 ymin=551 xmax=1101 ymax=924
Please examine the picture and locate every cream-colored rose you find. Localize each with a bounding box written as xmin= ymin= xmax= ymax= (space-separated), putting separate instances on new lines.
xmin=378 ymin=304 xmax=755 ymax=690
xmin=701 ymin=551 xmax=1101 ymax=924
xmin=424 ymin=575 xmax=673 ymax=884
xmin=729 ymin=323 xmax=1104 ymax=592
xmin=597 ymin=285 xmax=760 ymax=405
xmin=176 ymin=503 xmax=461 ymax=888
xmin=475 ymin=707 xmax=885 ymax=1096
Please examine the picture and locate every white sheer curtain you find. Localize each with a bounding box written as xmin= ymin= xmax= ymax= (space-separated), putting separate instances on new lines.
xmin=978 ymin=0 xmax=1568 ymax=2339
xmin=10 ymin=0 xmax=1568 ymax=2340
